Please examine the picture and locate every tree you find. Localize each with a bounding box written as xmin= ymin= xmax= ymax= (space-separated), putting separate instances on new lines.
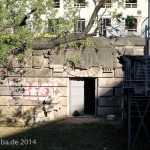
xmin=0 ymin=0 xmax=125 ymax=65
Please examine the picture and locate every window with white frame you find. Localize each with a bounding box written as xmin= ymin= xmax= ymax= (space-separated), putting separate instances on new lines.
xmin=100 ymin=18 xmax=111 ymax=36
xmin=125 ymin=0 xmax=137 ymax=8
xmin=74 ymin=19 xmax=85 ymax=33
xmin=101 ymin=0 xmax=111 ymax=8
xmin=74 ymin=0 xmax=86 ymax=8
xmin=48 ymin=19 xmax=59 ymax=34
xmin=54 ymin=0 xmax=60 ymax=8
xmin=125 ymin=16 xmax=137 ymax=32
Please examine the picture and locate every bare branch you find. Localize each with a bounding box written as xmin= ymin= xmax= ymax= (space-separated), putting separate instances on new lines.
xmin=81 ymin=0 xmax=106 ymax=35
xmin=33 ymin=0 xmax=106 ymax=50
xmin=0 ymin=8 xmax=37 ymax=32
xmin=19 ymin=7 xmax=37 ymax=26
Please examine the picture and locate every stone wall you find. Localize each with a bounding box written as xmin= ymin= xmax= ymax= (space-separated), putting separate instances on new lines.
xmin=0 ymin=37 xmax=145 ymax=117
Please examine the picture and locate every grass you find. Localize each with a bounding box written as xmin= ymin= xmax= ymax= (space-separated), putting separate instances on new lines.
xmin=0 ymin=120 xmax=127 ymax=150
xmin=0 ymin=119 xmax=149 ymax=150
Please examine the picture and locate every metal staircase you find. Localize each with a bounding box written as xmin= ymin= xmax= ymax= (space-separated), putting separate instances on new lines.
xmin=123 ymin=56 xmax=150 ymax=150
xmin=123 ymin=2 xmax=150 ymax=149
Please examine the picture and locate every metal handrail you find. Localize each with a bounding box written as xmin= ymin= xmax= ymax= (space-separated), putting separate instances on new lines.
xmin=125 ymin=3 xmax=137 ymax=8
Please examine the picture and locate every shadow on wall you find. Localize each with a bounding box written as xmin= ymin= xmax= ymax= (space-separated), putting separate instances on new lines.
xmin=70 ymin=78 xmax=124 ymax=118
xmin=0 ymin=80 xmax=149 ymax=150
xmin=96 ymin=79 xmax=124 ymax=117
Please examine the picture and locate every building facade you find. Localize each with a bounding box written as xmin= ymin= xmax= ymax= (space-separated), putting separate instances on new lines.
xmin=0 ymin=37 xmax=145 ymax=120
xmin=49 ymin=0 xmax=148 ymax=37
xmin=0 ymin=0 xmax=149 ymax=122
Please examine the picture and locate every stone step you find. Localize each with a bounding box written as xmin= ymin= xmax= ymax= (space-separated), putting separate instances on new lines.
xmin=46 ymin=108 xmax=54 ymax=112
xmin=47 ymin=111 xmax=55 ymax=120
xmin=36 ymin=110 xmax=45 ymax=118
xmin=35 ymin=117 xmax=50 ymax=123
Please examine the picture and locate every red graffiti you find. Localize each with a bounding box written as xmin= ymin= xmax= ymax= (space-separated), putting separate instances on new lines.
xmin=9 ymin=81 xmax=62 ymax=102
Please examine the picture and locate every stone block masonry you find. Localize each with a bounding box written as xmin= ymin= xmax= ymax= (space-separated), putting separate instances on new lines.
xmin=0 ymin=37 xmax=145 ymax=118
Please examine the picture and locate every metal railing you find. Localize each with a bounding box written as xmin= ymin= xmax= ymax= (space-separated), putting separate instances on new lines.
xmin=101 ymin=3 xmax=111 ymax=8
xmin=125 ymin=3 xmax=137 ymax=8
xmin=54 ymin=2 xmax=60 ymax=8
xmin=74 ymin=3 xmax=86 ymax=8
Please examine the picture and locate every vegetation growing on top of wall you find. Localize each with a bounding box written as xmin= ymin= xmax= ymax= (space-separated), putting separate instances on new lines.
xmin=67 ymin=57 xmax=81 ymax=65
xmin=17 ymin=53 xmax=26 ymax=63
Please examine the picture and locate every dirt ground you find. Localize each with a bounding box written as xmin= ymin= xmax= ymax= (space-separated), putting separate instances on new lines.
xmin=58 ymin=115 xmax=122 ymax=125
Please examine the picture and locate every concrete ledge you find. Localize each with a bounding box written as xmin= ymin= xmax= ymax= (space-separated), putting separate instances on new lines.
xmin=107 ymin=115 xmax=116 ymax=121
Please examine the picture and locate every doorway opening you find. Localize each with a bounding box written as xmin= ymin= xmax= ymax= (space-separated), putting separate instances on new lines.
xmin=69 ymin=78 xmax=96 ymax=116
xmin=84 ymin=78 xmax=95 ymax=115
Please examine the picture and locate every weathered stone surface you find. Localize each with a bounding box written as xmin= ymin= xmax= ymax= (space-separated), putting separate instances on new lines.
xmin=25 ymin=56 xmax=32 ymax=68
xmin=0 ymin=68 xmax=7 ymax=77
xmin=107 ymin=115 xmax=116 ymax=121
xmin=100 ymin=71 xmax=114 ymax=78
xmin=51 ymin=50 xmax=65 ymax=65
xmin=97 ymin=107 xmax=121 ymax=116
xmin=7 ymin=68 xmax=25 ymax=77
xmin=0 ymin=106 xmax=23 ymax=115
xmin=0 ymin=96 xmax=9 ymax=105
xmin=53 ymin=104 xmax=61 ymax=110
xmin=54 ymin=110 xmax=58 ymax=118
xmin=47 ymin=111 xmax=55 ymax=120
xmin=0 ymin=37 xmax=146 ymax=118
xmin=98 ymin=88 xmax=113 ymax=96
xmin=114 ymin=68 xmax=124 ymax=78
xmin=114 ymin=97 xmax=122 ymax=106
xmin=125 ymin=48 xmax=134 ymax=55
xmin=22 ymin=106 xmax=36 ymax=112
xmin=24 ymin=68 xmax=52 ymax=77
xmin=0 ymin=87 xmax=10 ymax=95
xmin=11 ymin=58 xmax=21 ymax=67
xmin=43 ymin=58 xmax=49 ymax=68
xmin=98 ymin=78 xmax=123 ymax=87
xmin=46 ymin=107 xmax=54 ymax=111
xmin=98 ymin=97 xmax=121 ymax=107
xmin=133 ymin=47 xmax=144 ymax=55
xmin=115 ymin=88 xmax=123 ymax=96
xmin=3 ymin=77 xmax=68 ymax=87
xmin=35 ymin=117 xmax=50 ymax=123
xmin=36 ymin=110 xmax=45 ymax=117
xmin=98 ymin=97 xmax=113 ymax=106
xmin=60 ymin=106 xmax=67 ymax=116
xmin=60 ymin=97 xmax=67 ymax=105
xmin=93 ymin=37 xmax=145 ymax=47
xmin=22 ymin=99 xmax=39 ymax=105
xmin=9 ymin=97 xmax=23 ymax=105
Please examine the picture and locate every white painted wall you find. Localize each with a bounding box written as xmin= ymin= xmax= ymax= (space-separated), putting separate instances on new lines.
xmin=43 ymin=0 xmax=148 ymax=37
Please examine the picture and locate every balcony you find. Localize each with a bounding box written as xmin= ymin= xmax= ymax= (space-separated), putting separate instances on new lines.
xmin=101 ymin=3 xmax=111 ymax=8
xmin=74 ymin=3 xmax=86 ymax=8
xmin=54 ymin=1 xmax=60 ymax=8
xmin=125 ymin=3 xmax=137 ymax=8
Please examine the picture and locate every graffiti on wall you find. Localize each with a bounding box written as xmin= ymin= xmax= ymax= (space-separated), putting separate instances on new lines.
xmin=9 ymin=80 xmax=64 ymax=102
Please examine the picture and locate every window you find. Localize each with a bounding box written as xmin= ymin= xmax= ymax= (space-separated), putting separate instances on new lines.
xmin=48 ymin=19 xmax=59 ymax=34
xmin=125 ymin=0 xmax=137 ymax=8
xmin=54 ymin=0 xmax=60 ymax=8
xmin=74 ymin=0 xmax=86 ymax=8
xmin=101 ymin=0 xmax=111 ymax=8
xmin=100 ymin=18 xmax=111 ymax=36
xmin=74 ymin=19 xmax=85 ymax=33
xmin=125 ymin=16 xmax=137 ymax=32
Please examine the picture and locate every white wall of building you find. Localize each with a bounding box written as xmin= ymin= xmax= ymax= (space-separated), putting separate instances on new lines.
xmin=44 ymin=0 xmax=148 ymax=37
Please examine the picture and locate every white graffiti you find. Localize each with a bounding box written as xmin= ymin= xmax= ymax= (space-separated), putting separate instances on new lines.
xmin=9 ymin=81 xmax=63 ymax=101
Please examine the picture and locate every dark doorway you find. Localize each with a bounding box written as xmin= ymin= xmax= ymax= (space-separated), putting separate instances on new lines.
xmin=84 ymin=78 xmax=95 ymax=115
